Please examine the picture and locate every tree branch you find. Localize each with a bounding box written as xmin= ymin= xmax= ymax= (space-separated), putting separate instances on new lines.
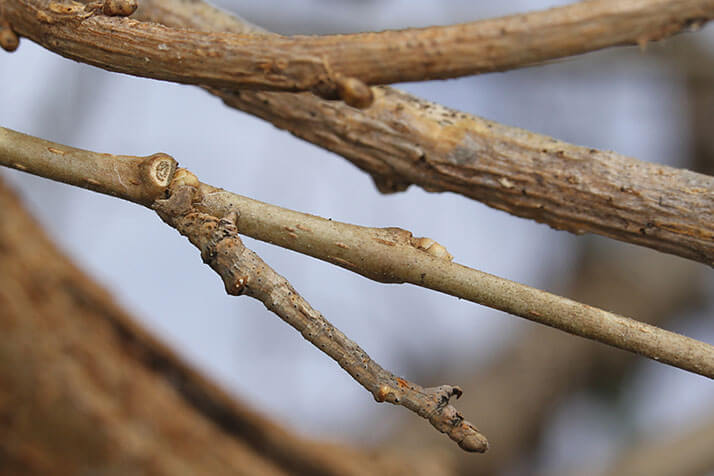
xmin=0 ymin=127 xmax=176 ymax=205
xmin=2 ymin=126 xmax=713 ymax=382
xmin=0 ymin=126 xmax=489 ymax=452
xmin=2 ymin=0 xmax=712 ymax=107
xmin=390 ymin=242 xmax=707 ymax=474
xmin=154 ymin=184 xmax=489 ymax=453
xmin=134 ymin=0 xmax=714 ymax=266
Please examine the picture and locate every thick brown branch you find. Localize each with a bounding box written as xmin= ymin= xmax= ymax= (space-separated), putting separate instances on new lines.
xmin=133 ymin=0 xmax=714 ymax=266
xmin=1 ymin=126 xmax=713 ymax=379
xmin=153 ymin=184 xmax=488 ymax=453
xmin=2 ymin=0 xmax=713 ymax=107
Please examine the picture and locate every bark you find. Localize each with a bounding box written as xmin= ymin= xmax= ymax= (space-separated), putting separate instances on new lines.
xmin=2 ymin=0 xmax=712 ymax=103
xmin=0 ymin=176 xmax=418 ymax=475
xmin=137 ymin=0 xmax=714 ymax=266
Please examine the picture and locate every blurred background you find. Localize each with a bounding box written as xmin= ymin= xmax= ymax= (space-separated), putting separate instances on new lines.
xmin=1 ymin=1 xmax=713 ymax=474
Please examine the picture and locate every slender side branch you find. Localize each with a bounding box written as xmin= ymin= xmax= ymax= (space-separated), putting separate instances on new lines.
xmin=135 ymin=0 xmax=714 ymax=266
xmin=153 ymin=184 xmax=488 ymax=453
xmin=2 ymin=0 xmax=713 ymax=107
xmin=1 ymin=126 xmax=713 ymax=381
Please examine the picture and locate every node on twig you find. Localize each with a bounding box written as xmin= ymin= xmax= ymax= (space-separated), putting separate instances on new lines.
xmin=0 ymin=21 xmax=19 ymax=52
xmin=335 ymin=75 xmax=374 ymax=109
xmin=102 ymin=0 xmax=138 ymax=17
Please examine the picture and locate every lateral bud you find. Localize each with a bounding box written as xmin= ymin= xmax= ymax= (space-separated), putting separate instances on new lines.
xmin=412 ymin=237 xmax=454 ymax=261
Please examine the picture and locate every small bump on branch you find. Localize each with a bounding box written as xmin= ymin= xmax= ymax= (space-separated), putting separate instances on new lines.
xmin=0 ymin=19 xmax=19 ymax=52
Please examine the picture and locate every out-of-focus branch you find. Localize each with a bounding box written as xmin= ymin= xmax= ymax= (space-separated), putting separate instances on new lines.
xmin=135 ymin=0 xmax=714 ymax=266
xmin=2 ymin=126 xmax=713 ymax=381
xmin=592 ymin=411 xmax=714 ymax=476
xmin=2 ymin=0 xmax=713 ymax=108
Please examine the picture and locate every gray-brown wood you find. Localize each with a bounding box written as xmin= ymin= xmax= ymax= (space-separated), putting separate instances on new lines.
xmin=133 ymin=0 xmax=714 ymax=266
xmin=2 ymin=0 xmax=712 ymax=105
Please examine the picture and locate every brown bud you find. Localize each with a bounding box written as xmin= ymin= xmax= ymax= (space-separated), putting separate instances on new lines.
xmin=0 ymin=24 xmax=19 ymax=52
xmin=412 ymin=237 xmax=454 ymax=261
xmin=335 ymin=76 xmax=374 ymax=109
xmin=375 ymin=385 xmax=392 ymax=403
xmin=169 ymin=168 xmax=199 ymax=190
xmin=103 ymin=0 xmax=138 ymax=17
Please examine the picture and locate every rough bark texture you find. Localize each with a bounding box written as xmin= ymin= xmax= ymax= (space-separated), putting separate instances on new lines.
xmin=0 ymin=177 xmax=419 ymax=476
xmin=2 ymin=0 xmax=712 ymax=101
xmin=135 ymin=0 xmax=714 ymax=266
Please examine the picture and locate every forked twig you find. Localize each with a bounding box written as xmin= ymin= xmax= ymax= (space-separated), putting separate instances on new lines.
xmin=3 ymin=126 xmax=714 ymax=450
xmin=154 ymin=183 xmax=488 ymax=452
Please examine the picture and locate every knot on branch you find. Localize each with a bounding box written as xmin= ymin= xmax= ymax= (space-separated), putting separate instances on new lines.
xmin=412 ymin=237 xmax=454 ymax=261
xmin=83 ymin=0 xmax=137 ymax=17
xmin=154 ymin=184 xmax=251 ymax=295
xmin=0 ymin=19 xmax=19 ymax=52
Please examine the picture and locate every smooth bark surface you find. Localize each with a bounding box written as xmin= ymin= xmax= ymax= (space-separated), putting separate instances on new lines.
xmin=0 ymin=127 xmax=176 ymax=205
